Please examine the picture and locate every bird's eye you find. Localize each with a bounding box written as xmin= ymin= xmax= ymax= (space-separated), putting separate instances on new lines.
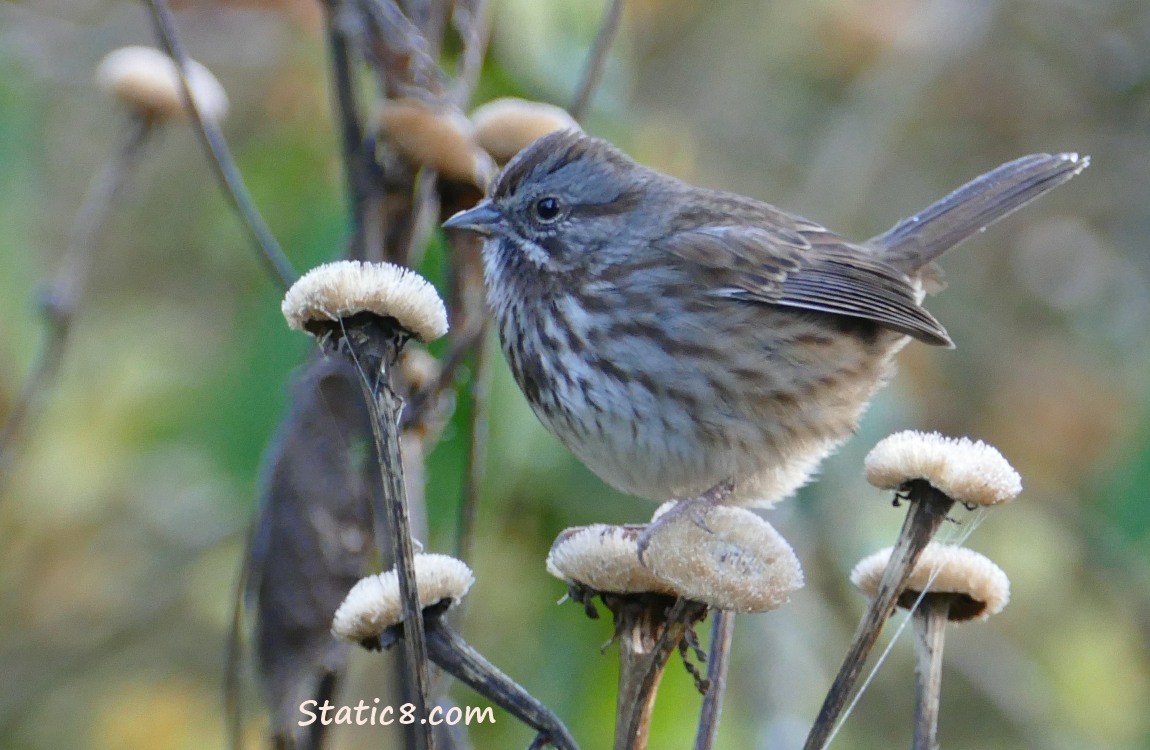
xmin=534 ymin=196 xmax=562 ymax=222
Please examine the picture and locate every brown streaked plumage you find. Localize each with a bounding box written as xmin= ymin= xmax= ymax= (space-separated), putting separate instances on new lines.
xmin=444 ymin=131 xmax=1088 ymax=507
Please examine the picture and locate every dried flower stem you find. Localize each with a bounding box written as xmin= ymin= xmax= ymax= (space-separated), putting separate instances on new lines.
xmin=143 ymin=0 xmax=297 ymax=288
xmin=343 ymin=316 xmax=436 ymax=750
xmin=449 ymin=0 xmax=492 ymax=107
xmin=803 ymin=481 xmax=954 ymax=750
xmin=912 ymin=597 xmax=949 ymax=750
xmin=425 ymin=619 xmax=579 ymax=750
xmin=693 ymin=610 xmax=735 ymax=750
xmin=614 ymin=603 xmax=669 ymax=750
xmin=569 ymin=0 xmax=626 ymax=122
xmin=356 ymin=0 xmax=446 ymax=97
xmin=0 ymin=115 xmax=152 ymax=477
xmin=615 ymin=597 xmax=707 ymax=750
xmin=323 ymin=0 xmax=375 ymax=261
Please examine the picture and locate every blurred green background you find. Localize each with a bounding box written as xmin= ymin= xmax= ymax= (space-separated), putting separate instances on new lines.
xmin=1 ymin=0 xmax=1149 ymax=748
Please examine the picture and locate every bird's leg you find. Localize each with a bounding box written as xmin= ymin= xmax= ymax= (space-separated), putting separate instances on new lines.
xmin=635 ymin=479 xmax=735 ymax=564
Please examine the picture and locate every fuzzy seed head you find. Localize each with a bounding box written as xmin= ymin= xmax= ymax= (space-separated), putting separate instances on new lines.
xmin=282 ymin=260 xmax=448 ymax=342
xmin=378 ymin=97 xmax=496 ymax=188
xmin=851 ymin=543 xmax=1010 ymax=621
xmin=332 ymin=553 xmax=474 ymax=642
xmin=95 ymin=45 xmax=228 ymax=122
xmin=471 ymin=98 xmax=581 ymax=163
xmin=642 ymin=505 xmax=803 ymax=613
xmin=546 ymin=524 xmax=676 ymax=595
xmin=865 ymin=430 xmax=1021 ymax=506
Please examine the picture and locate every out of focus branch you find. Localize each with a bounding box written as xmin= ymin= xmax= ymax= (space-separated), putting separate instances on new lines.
xmin=456 ymin=331 xmax=490 ymax=566
xmin=693 ymin=611 xmax=735 ymax=750
xmin=357 ymin=0 xmax=446 ymax=97
xmin=323 ymin=0 xmax=377 ymax=261
xmin=449 ymin=0 xmax=492 ymax=107
xmin=0 ymin=116 xmax=152 ymax=479
xmin=569 ymin=0 xmax=625 ymax=122
xmin=143 ymin=0 xmax=297 ymax=289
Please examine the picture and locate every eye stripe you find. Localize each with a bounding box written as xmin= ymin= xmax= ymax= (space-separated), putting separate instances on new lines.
xmin=568 ymin=189 xmax=642 ymax=218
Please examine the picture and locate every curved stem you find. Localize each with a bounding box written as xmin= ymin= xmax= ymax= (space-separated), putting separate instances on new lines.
xmin=425 ymin=620 xmax=579 ymax=750
xmin=569 ymin=0 xmax=626 ymax=122
xmin=449 ymin=0 xmax=492 ymax=107
xmin=143 ymin=0 xmax=297 ymax=289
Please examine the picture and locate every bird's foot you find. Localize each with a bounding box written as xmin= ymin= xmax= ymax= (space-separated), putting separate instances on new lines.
xmin=636 ymin=479 xmax=735 ymax=565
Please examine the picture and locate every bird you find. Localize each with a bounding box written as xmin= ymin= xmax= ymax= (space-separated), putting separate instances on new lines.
xmin=443 ymin=130 xmax=1087 ymax=512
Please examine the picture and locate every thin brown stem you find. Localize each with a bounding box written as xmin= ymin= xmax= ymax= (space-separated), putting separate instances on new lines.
xmin=143 ymin=0 xmax=297 ymax=288
xmin=569 ymin=0 xmax=626 ymax=122
xmin=0 ymin=115 xmax=152 ymax=478
xmin=425 ymin=620 xmax=579 ymax=750
xmin=356 ymin=0 xmax=446 ymax=97
xmin=694 ymin=610 xmax=735 ymax=750
xmin=400 ymin=0 xmax=434 ymax=40
xmin=322 ymin=0 xmax=374 ymax=261
xmin=803 ymin=482 xmax=954 ymax=750
xmin=449 ymin=0 xmax=492 ymax=108
xmin=912 ymin=598 xmax=949 ymax=750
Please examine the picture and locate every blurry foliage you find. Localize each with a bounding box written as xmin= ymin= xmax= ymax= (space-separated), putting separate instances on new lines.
xmin=1 ymin=0 xmax=1149 ymax=749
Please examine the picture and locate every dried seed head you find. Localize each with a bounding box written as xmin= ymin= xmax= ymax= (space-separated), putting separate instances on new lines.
xmin=547 ymin=524 xmax=677 ymax=595
xmin=470 ymin=98 xmax=581 ymax=163
xmin=378 ymin=97 xmax=496 ymax=188
xmin=332 ymin=553 xmax=475 ymax=642
xmin=642 ymin=505 xmax=804 ymax=613
xmin=851 ymin=544 xmax=1010 ymax=621
xmin=864 ymin=430 xmax=1021 ymax=507
xmin=399 ymin=348 xmax=441 ymax=393
xmin=95 ymin=45 xmax=228 ymax=122
xmin=282 ymin=260 xmax=448 ymax=342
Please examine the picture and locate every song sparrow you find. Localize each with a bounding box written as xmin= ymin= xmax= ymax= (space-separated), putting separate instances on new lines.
xmin=444 ymin=131 xmax=1087 ymax=508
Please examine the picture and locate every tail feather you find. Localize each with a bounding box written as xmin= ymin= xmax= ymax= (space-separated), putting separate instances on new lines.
xmin=873 ymin=152 xmax=1089 ymax=271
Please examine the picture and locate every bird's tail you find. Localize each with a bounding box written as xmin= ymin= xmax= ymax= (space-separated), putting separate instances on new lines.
xmin=872 ymin=152 xmax=1089 ymax=272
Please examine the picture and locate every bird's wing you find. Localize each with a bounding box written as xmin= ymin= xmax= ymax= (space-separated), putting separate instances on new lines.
xmin=655 ymin=221 xmax=953 ymax=347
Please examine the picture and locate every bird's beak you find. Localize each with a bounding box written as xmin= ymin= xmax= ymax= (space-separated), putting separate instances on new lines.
xmin=442 ymin=201 xmax=503 ymax=236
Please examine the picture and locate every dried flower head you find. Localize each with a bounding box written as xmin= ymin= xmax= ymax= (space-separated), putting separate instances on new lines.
xmin=864 ymin=431 xmax=1021 ymax=507
xmin=470 ymin=98 xmax=581 ymax=163
xmin=399 ymin=348 xmax=441 ymax=393
xmin=378 ymin=97 xmax=496 ymax=188
xmin=282 ymin=260 xmax=448 ymax=342
xmin=95 ymin=45 xmax=228 ymax=122
xmin=642 ymin=505 xmax=803 ymax=613
xmin=851 ymin=544 xmax=1010 ymax=621
xmin=547 ymin=524 xmax=676 ymax=595
xmin=332 ymin=553 xmax=475 ymax=642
